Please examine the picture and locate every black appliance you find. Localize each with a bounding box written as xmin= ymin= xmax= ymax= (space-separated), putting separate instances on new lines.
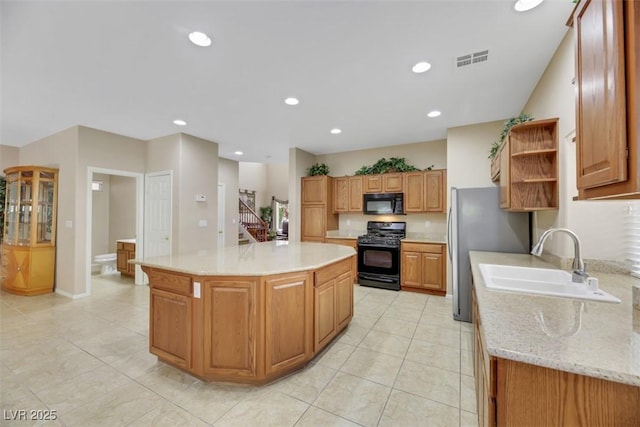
xmin=357 ymin=221 xmax=406 ymax=290
xmin=363 ymin=193 xmax=404 ymax=215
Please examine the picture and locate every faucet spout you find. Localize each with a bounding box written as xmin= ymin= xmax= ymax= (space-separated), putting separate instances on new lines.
xmin=530 ymin=228 xmax=586 ymax=283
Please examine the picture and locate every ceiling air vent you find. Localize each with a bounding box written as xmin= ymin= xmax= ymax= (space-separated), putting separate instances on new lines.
xmin=456 ymin=50 xmax=489 ymax=68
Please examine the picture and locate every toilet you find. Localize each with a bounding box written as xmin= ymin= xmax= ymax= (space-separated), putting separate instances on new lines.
xmin=93 ymin=253 xmax=117 ymax=274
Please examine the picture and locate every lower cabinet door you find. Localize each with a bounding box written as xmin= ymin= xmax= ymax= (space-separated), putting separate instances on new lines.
xmin=264 ymin=273 xmax=311 ymax=375
xmin=202 ymin=280 xmax=257 ymax=377
xmin=421 ymin=252 xmax=444 ymax=291
xmin=314 ymin=279 xmax=336 ymax=352
xmin=401 ymin=251 xmax=422 ymax=287
xmin=150 ymin=288 xmax=192 ymax=369
xmin=335 ymin=272 xmax=353 ymax=330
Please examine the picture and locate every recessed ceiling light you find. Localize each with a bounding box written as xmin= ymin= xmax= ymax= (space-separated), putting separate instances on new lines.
xmin=188 ymin=31 xmax=212 ymax=47
xmin=173 ymin=119 xmax=187 ymax=126
xmin=330 ymin=128 xmax=342 ymax=135
xmin=427 ymin=110 xmax=441 ymax=118
xmin=514 ymin=0 xmax=544 ymax=12
xmin=284 ymin=97 xmax=299 ymax=106
xmin=234 ymin=151 xmax=243 ymax=156
xmin=412 ymin=61 xmax=432 ymax=73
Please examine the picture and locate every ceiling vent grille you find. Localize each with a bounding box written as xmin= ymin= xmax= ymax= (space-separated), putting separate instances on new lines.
xmin=456 ymin=50 xmax=489 ymax=68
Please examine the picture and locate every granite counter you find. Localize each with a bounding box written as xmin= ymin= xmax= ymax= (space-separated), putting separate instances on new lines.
xmin=470 ymin=251 xmax=640 ymax=387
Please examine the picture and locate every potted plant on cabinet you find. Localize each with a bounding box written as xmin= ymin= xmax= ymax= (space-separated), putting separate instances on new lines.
xmin=489 ymin=113 xmax=534 ymax=181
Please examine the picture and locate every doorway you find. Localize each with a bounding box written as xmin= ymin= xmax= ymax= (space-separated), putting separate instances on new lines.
xmin=86 ymin=167 xmax=144 ymax=296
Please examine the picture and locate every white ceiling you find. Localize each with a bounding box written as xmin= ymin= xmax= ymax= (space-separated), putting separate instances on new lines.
xmin=1 ymin=0 xmax=575 ymax=163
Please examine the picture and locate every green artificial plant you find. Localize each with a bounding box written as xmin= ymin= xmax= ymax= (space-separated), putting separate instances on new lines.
xmin=354 ymin=157 xmax=433 ymax=175
xmin=306 ymin=163 xmax=330 ymax=176
xmin=489 ymin=113 xmax=535 ymax=159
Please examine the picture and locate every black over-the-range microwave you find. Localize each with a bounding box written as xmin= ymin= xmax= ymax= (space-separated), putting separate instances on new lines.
xmin=363 ymin=192 xmax=404 ymax=215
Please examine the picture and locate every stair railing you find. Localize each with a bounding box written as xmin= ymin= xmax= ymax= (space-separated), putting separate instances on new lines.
xmin=239 ymin=199 xmax=269 ymax=242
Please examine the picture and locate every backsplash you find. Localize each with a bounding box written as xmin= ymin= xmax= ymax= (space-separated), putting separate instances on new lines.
xmin=338 ymin=212 xmax=447 ymax=237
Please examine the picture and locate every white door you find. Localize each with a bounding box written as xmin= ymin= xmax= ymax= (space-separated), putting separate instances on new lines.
xmin=218 ymin=183 xmax=225 ymax=248
xmin=145 ymin=172 xmax=172 ymax=258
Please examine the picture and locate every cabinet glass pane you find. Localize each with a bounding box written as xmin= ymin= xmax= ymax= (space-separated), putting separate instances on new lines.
xmin=4 ymin=179 xmax=19 ymax=244
xmin=37 ymin=180 xmax=55 ymax=243
xmin=18 ymin=179 xmax=32 ymax=245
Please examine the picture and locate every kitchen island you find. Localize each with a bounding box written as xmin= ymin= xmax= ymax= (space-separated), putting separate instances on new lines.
xmin=470 ymin=251 xmax=640 ymax=426
xmin=132 ymin=241 xmax=356 ymax=384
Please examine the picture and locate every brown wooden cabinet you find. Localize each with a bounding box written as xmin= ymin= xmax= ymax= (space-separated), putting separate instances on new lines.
xmin=571 ymin=0 xmax=640 ymax=199
xmin=264 ymin=272 xmax=312 ymax=375
xmin=333 ymin=176 xmax=363 ymax=213
xmin=402 ymin=170 xmax=446 ymax=213
xmin=202 ymin=279 xmax=257 ymax=378
xmin=301 ymin=176 xmax=338 ymax=242
xmin=472 ymin=287 xmax=640 ymax=427
xmin=116 ymin=240 xmax=136 ymax=277
xmin=313 ymin=258 xmax=353 ymax=352
xmin=499 ymin=118 xmax=559 ymax=211
xmin=1 ymin=166 xmax=58 ymax=295
xmin=142 ymin=254 xmax=355 ymax=385
xmin=401 ymin=242 xmax=446 ymax=295
xmin=363 ymin=173 xmax=403 ymax=193
xmin=149 ymin=270 xmax=193 ymax=370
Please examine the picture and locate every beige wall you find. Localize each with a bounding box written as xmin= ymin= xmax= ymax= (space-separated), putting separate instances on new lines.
xmin=0 ymin=145 xmax=19 ymax=172
xmin=239 ymin=162 xmax=270 ymax=209
xmin=218 ymin=157 xmax=240 ymax=247
xmin=522 ymin=30 xmax=631 ymax=262
xmin=177 ymin=134 xmax=218 ymax=253
xmin=77 ymin=127 xmax=146 ymax=295
xmin=316 ymin=139 xmax=447 ymax=177
xmin=266 ymin=163 xmax=289 ymax=202
xmin=109 ymin=175 xmax=136 ymax=251
xmin=446 ymin=121 xmax=503 ymax=191
xmin=18 ymin=126 xmax=79 ymax=296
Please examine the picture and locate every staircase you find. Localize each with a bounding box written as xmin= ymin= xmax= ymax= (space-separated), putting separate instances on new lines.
xmin=239 ymin=199 xmax=269 ymax=244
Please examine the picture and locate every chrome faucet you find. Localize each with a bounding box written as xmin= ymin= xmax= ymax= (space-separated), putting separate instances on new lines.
xmin=530 ymin=228 xmax=588 ymax=283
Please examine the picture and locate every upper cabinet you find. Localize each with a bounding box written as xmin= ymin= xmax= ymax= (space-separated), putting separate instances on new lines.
xmin=333 ymin=176 xmax=363 ymax=213
xmin=363 ymin=173 xmax=403 ymax=193
xmin=301 ymin=176 xmax=338 ymax=242
xmin=571 ymin=0 xmax=640 ymax=199
xmin=331 ymin=170 xmax=447 ymax=214
xmin=404 ymin=170 xmax=446 ymax=213
xmin=499 ymin=118 xmax=559 ymax=211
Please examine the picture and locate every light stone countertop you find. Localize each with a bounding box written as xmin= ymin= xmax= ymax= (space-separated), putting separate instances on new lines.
xmin=470 ymin=251 xmax=640 ymax=387
xmin=116 ymin=238 xmax=136 ymax=244
xmin=131 ymin=241 xmax=356 ymax=276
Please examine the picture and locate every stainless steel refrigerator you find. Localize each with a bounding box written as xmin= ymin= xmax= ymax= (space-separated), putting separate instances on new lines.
xmin=448 ymin=187 xmax=530 ymax=322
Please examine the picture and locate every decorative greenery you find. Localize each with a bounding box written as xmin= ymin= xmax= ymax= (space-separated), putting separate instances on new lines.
xmin=489 ymin=113 xmax=534 ymax=159
xmin=259 ymin=206 xmax=272 ymax=225
xmin=0 ymin=175 xmax=5 ymax=243
xmin=354 ymin=157 xmax=433 ymax=175
xmin=306 ymin=163 xmax=330 ymax=176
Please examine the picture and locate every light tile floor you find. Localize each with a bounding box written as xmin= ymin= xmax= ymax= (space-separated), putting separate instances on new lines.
xmin=1 ymin=274 xmax=478 ymax=427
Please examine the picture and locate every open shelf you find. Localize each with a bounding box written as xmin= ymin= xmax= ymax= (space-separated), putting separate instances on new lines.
xmin=500 ymin=118 xmax=559 ymax=211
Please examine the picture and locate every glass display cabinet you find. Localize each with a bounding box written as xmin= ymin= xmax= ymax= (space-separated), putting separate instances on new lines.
xmin=1 ymin=166 xmax=58 ymax=295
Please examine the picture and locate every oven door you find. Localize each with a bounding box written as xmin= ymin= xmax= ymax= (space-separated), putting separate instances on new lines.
xmin=357 ymin=243 xmax=400 ymax=290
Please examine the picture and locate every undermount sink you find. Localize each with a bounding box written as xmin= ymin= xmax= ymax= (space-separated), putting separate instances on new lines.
xmin=478 ymin=264 xmax=621 ymax=304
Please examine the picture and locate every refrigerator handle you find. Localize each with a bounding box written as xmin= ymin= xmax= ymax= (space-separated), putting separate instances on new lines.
xmin=447 ymin=205 xmax=453 ymax=261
